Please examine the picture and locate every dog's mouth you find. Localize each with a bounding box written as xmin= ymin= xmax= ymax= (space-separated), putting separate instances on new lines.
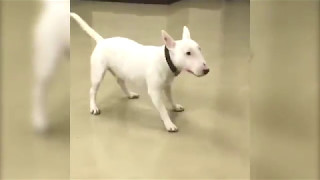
xmin=186 ymin=69 xmax=202 ymax=77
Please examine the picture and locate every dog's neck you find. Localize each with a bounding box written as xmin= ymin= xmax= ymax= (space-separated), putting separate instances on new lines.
xmin=164 ymin=46 xmax=181 ymax=76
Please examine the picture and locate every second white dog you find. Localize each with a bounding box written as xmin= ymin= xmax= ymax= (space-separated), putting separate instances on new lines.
xmin=70 ymin=13 xmax=209 ymax=132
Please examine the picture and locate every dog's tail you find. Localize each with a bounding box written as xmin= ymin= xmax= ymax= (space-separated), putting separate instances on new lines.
xmin=70 ymin=12 xmax=103 ymax=42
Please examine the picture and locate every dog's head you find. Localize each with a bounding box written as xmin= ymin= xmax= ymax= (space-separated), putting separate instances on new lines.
xmin=161 ymin=26 xmax=209 ymax=77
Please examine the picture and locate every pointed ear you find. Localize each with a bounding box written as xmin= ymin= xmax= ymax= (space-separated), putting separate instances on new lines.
xmin=182 ymin=26 xmax=191 ymax=39
xmin=161 ymin=30 xmax=176 ymax=48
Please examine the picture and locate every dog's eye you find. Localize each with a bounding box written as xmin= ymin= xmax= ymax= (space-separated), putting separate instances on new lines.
xmin=186 ymin=51 xmax=191 ymax=56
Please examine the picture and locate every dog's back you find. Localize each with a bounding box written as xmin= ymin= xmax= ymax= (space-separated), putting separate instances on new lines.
xmin=94 ymin=37 xmax=165 ymax=83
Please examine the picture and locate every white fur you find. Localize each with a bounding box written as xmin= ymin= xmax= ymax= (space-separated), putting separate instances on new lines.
xmin=71 ymin=13 xmax=209 ymax=132
xmin=32 ymin=0 xmax=70 ymax=132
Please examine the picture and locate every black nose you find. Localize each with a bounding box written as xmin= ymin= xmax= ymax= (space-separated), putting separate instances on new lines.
xmin=203 ymin=69 xmax=210 ymax=75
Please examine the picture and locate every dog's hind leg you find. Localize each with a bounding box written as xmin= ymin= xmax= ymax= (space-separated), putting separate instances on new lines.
xmin=109 ymin=70 xmax=139 ymax=99
xmin=32 ymin=43 xmax=62 ymax=132
xmin=116 ymin=79 xmax=139 ymax=99
xmin=89 ymin=58 xmax=107 ymax=115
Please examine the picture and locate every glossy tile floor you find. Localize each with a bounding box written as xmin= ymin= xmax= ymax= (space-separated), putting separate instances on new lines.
xmin=250 ymin=1 xmax=319 ymax=179
xmin=70 ymin=0 xmax=250 ymax=179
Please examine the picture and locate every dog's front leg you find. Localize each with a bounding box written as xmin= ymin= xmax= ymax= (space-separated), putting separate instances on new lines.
xmin=148 ymin=87 xmax=178 ymax=132
xmin=164 ymin=85 xmax=184 ymax=112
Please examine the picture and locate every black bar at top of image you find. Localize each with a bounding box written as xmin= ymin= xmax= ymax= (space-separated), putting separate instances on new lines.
xmin=80 ymin=0 xmax=181 ymax=5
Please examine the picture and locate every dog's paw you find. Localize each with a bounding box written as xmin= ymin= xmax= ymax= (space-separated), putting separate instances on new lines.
xmin=165 ymin=122 xmax=178 ymax=132
xmin=33 ymin=116 xmax=49 ymax=133
xmin=128 ymin=92 xmax=139 ymax=99
xmin=173 ymin=104 xmax=184 ymax=112
xmin=90 ymin=107 xmax=100 ymax=115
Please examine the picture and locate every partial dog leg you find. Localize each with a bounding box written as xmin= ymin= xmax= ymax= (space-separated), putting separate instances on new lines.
xmin=148 ymin=87 xmax=178 ymax=132
xmin=164 ymin=85 xmax=184 ymax=112
xmin=33 ymin=45 xmax=61 ymax=132
xmin=33 ymin=77 xmax=51 ymax=132
xmin=108 ymin=69 xmax=139 ymax=99
xmin=116 ymin=79 xmax=139 ymax=99
xmin=89 ymin=60 xmax=107 ymax=115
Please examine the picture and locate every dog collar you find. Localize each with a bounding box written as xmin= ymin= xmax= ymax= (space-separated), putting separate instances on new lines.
xmin=164 ymin=46 xmax=180 ymax=76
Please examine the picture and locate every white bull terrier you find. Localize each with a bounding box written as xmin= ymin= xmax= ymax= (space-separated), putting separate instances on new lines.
xmin=71 ymin=12 xmax=210 ymax=132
